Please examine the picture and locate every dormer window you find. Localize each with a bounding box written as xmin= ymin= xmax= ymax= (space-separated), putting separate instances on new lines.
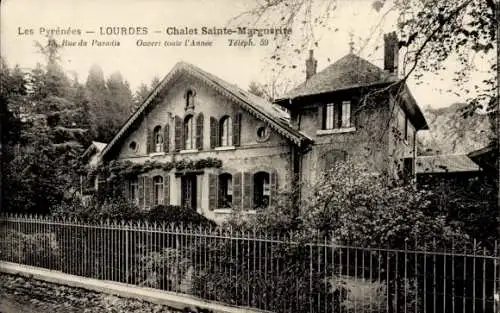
xmin=323 ymin=101 xmax=351 ymax=130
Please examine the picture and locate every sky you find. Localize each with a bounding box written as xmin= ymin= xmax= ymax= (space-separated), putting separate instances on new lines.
xmin=0 ymin=0 xmax=487 ymax=109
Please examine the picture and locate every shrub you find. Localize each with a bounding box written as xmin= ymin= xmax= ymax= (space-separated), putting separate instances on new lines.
xmin=133 ymin=246 xmax=191 ymax=291
xmin=191 ymin=232 xmax=339 ymax=313
xmin=51 ymin=196 xmax=145 ymax=223
xmin=147 ymin=205 xmax=216 ymax=228
xmin=0 ymin=229 xmax=60 ymax=269
xmin=302 ymin=161 xmax=469 ymax=248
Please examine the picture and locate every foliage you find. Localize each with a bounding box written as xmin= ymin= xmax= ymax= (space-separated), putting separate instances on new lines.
xmin=51 ymin=197 xmax=215 ymax=229
xmin=0 ymin=229 xmax=60 ymax=268
xmin=236 ymin=0 xmax=496 ymax=113
xmin=421 ymin=173 xmax=498 ymax=246
xmin=134 ymin=247 xmax=191 ymax=291
xmin=191 ymin=233 xmax=340 ymax=313
xmin=222 ymin=188 xmax=301 ymax=234
xmin=302 ymin=161 xmax=470 ymax=248
xmin=85 ymin=64 xmax=135 ymax=142
xmin=147 ymin=205 xmax=216 ymax=228
xmin=78 ymin=158 xmax=223 ymax=202
xmin=51 ymin=196 xmax=144 ymax=223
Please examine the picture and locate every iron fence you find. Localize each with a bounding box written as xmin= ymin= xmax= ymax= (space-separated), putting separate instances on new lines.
xmin=0 ymin=214 xmax=499 ymax=313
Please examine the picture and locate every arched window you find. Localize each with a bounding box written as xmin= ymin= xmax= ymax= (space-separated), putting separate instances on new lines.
xmin=219 ymin=116 xmax=233 ymax=146
xmin=184 ymin=115 xmax=195 ymax=150
xmin=153 ymin=176 xmax=164 ymax=205
xmin=253 ymin=171 xmax=270 ymax=209
xmin=153 ymin=126 xmax=163 ymax=152
xmin=186 ymin=90 xmax=195 ymax=110
xmin=218 ymin=173 xmax=233 ymax=208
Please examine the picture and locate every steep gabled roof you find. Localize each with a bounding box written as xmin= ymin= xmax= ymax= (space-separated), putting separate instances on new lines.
xmin=278 ymin=53 xmax=397 ymax=100
xmin=275 ymin=53 xmax=428 ymax=130
xmin=101 ymin=62 xmax=312 ymax=159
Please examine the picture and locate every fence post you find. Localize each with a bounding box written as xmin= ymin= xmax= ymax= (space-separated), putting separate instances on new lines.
xmin=309 ymin=241 xmax=313 ymax=313
xmin=125 ymin=225 xmax=129 ymax=284
xmin=17 ymin=218 xmax=21 ymax=264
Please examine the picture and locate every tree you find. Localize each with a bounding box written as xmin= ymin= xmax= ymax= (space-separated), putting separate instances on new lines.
xmin=247 ymin=81 xmax=273 ymax=101
xmin=2 ymin=39 xmax=90 ymax=214
xmin=35 ymin=38 xmax=71 ymax=98
xmin=150 ymin=75 xmax=161 ymax=90
xmin=134 ymin=82 xmax=150 ymax=110
xmin=85 ymin=64 xmax=108 ymax=141
xmin=234 ymin=0 xmax=497 ymax=137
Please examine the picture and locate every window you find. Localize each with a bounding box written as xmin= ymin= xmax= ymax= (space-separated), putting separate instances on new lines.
xmin=218 ymin=173 xmax=233 ymax=208
xmin=153 ymin=176 xmax=164 ymax=205
xmin=186 ymin=90 xmax=195 ymax=110
xmin=128 ymin=178 xmax=139 ymax=205
xmin=129 ymin=141 xmax=137 ymax=151
xmin=219 ymin=116 xmax=233 ymax=146
xmin=153 ymin=126 xmax=163 ymax=152
xmin=184 ymin=115 xmax=195 ymax=150
xmin=253 ymin=172 xmax=270 ymax=209
xmin=323 ymin=101 xmax=351 ymax=130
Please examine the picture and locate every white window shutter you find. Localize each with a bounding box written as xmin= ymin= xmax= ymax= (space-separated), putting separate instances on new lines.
xmin=342 ymin=101 xmax=351 ymax=128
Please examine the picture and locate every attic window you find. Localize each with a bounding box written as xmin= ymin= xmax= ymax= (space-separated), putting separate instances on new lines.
xmin=129 ymin=141 xmax=137 ymax=151
xmin=185 ymin=89 xmax=195 ymax=110
xmin=256 ymin=124 xmax=270 ymax=142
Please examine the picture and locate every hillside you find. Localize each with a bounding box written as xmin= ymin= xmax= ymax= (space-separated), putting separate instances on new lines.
xmin=417 ymin=103 xmax=493 ymax=156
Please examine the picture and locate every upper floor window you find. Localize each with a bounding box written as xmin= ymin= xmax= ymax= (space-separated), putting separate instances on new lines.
xmin=153 ymin=175 xmax=164 ymax=205
xmin=128 ymin=178 xmax=139 ymax=205
xmin=219 ymin=116 xmax=233 ymax=146
xmin=323 ymin=101 xmax=351 ymax=130
xmin=254 ymin=171 xmax=270 ymax=209
xmin=184 ymin=115 xmax=195 ymax=150
xmin=218 ymin=173 xmax=233 ymax=208
xmin=153 ymin=126 xmax=163 ymax=152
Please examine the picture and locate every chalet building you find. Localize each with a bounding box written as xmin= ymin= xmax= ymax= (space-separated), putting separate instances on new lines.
xmin=98 ymin=32 xmax=428 ymax=222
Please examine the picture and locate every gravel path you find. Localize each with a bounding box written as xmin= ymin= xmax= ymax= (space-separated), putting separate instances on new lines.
xmin=0 ymin=274 xmax=178 ymax=313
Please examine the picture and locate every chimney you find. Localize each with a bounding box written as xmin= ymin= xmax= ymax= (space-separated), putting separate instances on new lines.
xmin=305 ymin=49 xmax=317 ymax=80
xmin=384 ymin=32 xmax=399 ymax=74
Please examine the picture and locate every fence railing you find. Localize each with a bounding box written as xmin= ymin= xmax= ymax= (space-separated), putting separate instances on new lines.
xmin=0 ymin=214 xmax=499 ymax=313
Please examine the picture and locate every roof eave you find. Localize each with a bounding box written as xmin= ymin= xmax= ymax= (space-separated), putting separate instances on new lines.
xmin=275 ymin=80 xmax=398 ymax=109
xmin=400 ymin=84 xmax=429 ymax=130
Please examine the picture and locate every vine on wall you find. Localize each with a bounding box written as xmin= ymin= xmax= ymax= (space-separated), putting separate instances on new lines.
xmin=79 ymin=157 xmax=223 ymax=190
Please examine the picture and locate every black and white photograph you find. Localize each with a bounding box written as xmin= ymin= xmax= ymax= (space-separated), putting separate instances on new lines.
xmin=0 ymin=0 xmax=498 ymax=312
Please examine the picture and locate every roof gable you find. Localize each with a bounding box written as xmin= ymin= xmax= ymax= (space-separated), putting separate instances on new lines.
xmin=278 ymin=53 xmax=397 ymax=100
xmin=81 ymin=141 xmax=107 ymax=160
xmin=101 ymin=62 xmax=311 ymax=159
